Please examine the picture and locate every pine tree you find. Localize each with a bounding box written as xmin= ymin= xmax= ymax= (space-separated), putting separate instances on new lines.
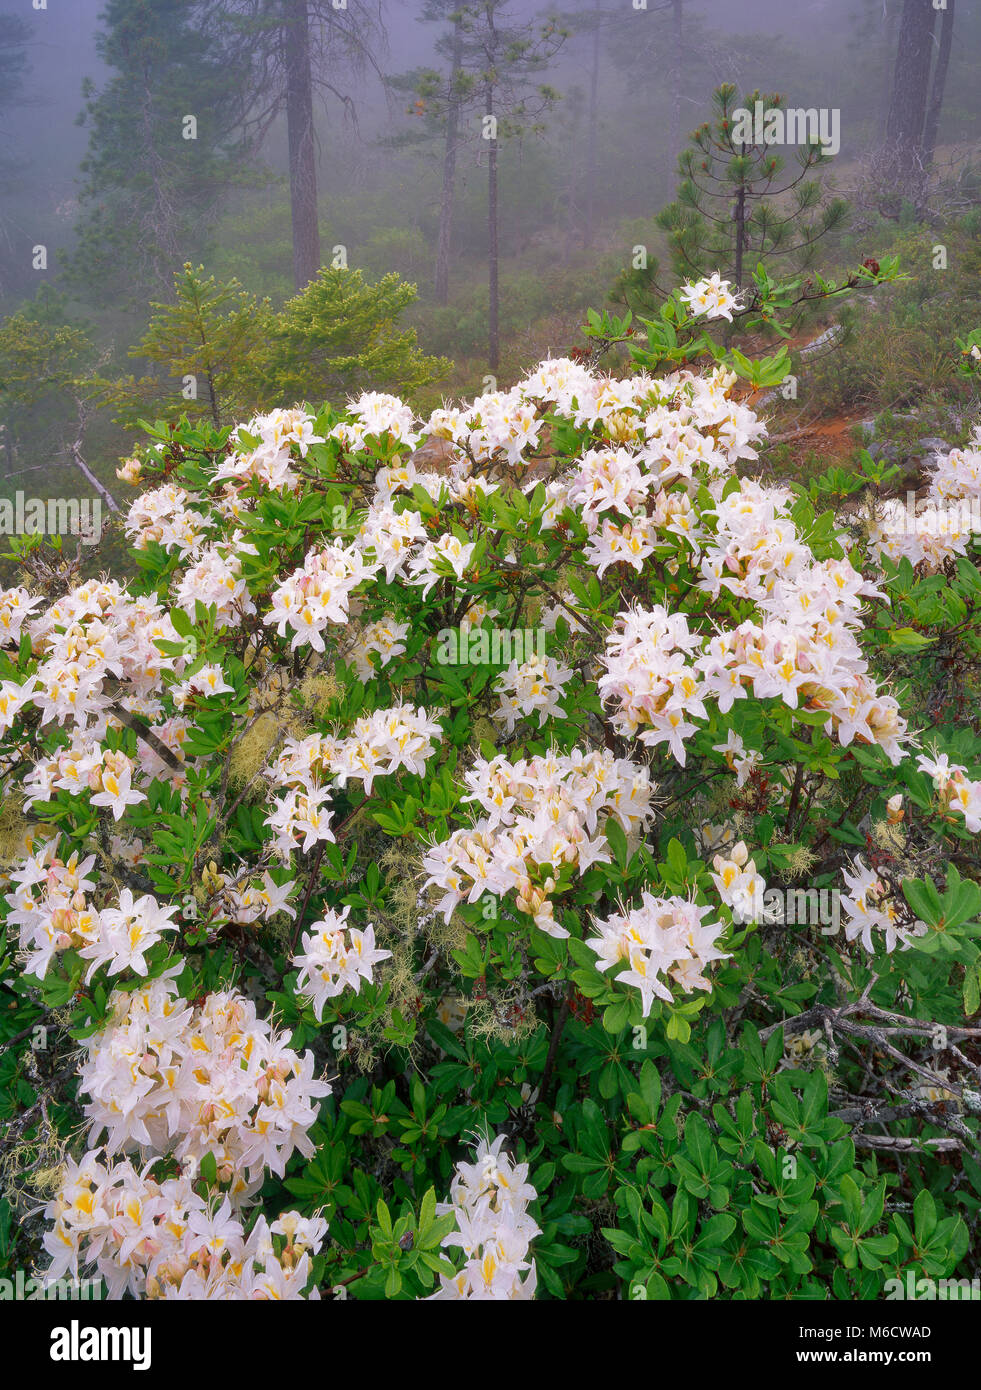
xmin=871 ymin=0 xmax=959 ymax=215
xmin=0 ymin=13 xmax=30 ymax=155
xmin=216 ymin=1 xmax=387 ymax=292
xmin=922 ymin=0 xmax=956 ymax=168
xmin=105 ymin=263 xmax=451 ymax=427
xmin=617 ymin=84 xmax=847 ymax=320
xmin=383 ymin=0 xmax=472 ymax=305
xmin=0 ymin=13 xmax=32 ymax=300
xmin=0 ymin=288 xmax=96 ymax=480
xmin=454 ymin=3 xmax=566 ymax=372
xmin=65 ymin=0 xmax=260 ymax=304
xmin=389 ymin=1 xmax=472 ymax=305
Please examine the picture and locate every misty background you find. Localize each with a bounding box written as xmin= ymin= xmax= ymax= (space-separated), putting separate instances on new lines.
xmin=0 ymin=0 xmax=979 ymax=516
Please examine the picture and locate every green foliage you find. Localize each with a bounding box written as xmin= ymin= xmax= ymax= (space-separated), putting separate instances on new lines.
xmin=614 ymin=83 xmax=849 ymax=327
xmin=105 ymin=263 xmax=451 ymax=428
xmin=63 ymin=0 xmax=264 ymax=303
xmin=2 ymin=306 xmax=978 ymax=1299
xmin=0 ymin=289 xmax=96 ymax=414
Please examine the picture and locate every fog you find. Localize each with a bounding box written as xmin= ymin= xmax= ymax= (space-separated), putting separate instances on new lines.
xmin=0 ymin=0 xmax=979 ymax=494
xmin=6 ymin=0 xmax=977 ymax=266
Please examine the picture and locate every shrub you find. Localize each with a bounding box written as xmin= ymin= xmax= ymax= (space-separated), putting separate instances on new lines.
xmin=1 ymin=279 xmax=979 ymax=1301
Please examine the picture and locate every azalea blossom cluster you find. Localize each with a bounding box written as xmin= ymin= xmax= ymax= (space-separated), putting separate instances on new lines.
xmin=329 ymin=391 xmax=423 ymax=454
xmin=292 ymin=904 xmax=391 ymax=1020
xmin=430 ymin=1134 xmax=539 ymax=1300
xmin=534 ymin=367 xmax=765 ymax=583
xmin=190 ymin=865 xmax=297 ymax=931
xmin=349 ymin=615 xmax=410 ymax=680
xmin=918 ymin=751 xmax=981 ymax=834
xmin=869 ymin=497 xmax=979 ymax=571
xmin=324 ymin=703 xmax=444 ymax=795
xmin=124 ymin=482 xmax=213 ymax=556
xmin=840 ymin=856 xmax=926 ymax=954
xmin=598 ymin=604 xmax=704 ymax=764
xmin=710 ymin=840 xmax=769 ymax=925
xmin=78 ymin=969 xmax=329 ymax=1188
xmin=30 ymin=742 xmax=147 ymax=820
xmin=175 ymin=538 xmax=257 ymax=629
xmin=264 ymin=731 xmax=338 ymax=858
xmin=407 ymin=532 xmax=476 ymax=597
xmin=679 ymin=273 xmax=745 ymax=323
xmin=587 ymin=892 xmax=730 ymax=1017
xmin=264 ymin=704 xmax=444 ymax=860
xmin=712 ymin=730 xmax=764 ymax=788
xmin=42 ymin=1151 xmax=327 ymax=1300
xmin=493 ymin=651 xmax=573 ymax=731
xmin=0 ymin=578 xmax=207 ymax=870
xmin=39 ymin=964 xmax=330 ymax=1300
xmin=701 ymin=482 xmax=907 ymax=760
xmin=7 ymin=843 xmax=177 ymax=981
xmin=217 ymin=407 xmax=325 ymax=490
xmin=599 ymin=492 xmax=909 ymax=768
xmin=0 ymin=584 xmax=41 ymax=646
xmin=266 ymin=540 xmax=377 ymax=653
xmin=930 ymin=426 xmax=981 ymax=503
xmin=2 ymin=578 xmax=185 ymax=735
xmin=870 ymin=429 xmax=981 ymax=572
xmin=422 ymin=748 xmax=654 ymax=937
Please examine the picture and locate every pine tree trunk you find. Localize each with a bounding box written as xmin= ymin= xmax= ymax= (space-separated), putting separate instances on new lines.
xmin=733 ymin=182 xmax=746 ymax=291
xmin=284 ymin=0 xmax=321 ymax=290
xmin=883 ymin=0 xmax=936 ymax=186
xmin=435 ymin=17 xmax=463 ymax=305
xmin=727 ymin=179 xmax=747 ymax=349
xmin=582 ymin=0 xmax=600 ymax=249
xmin=563 ymin=105 xmax=581 ymax=264
xmin=487 ymin=78 xmax=499 ymax=372
xmin=877 ymin=1 xmax=900 ymax=143
xmin=921 ymin=0 xmax=955 ymax=167
xmin=669 ymin=0 xmax=683 ymax=171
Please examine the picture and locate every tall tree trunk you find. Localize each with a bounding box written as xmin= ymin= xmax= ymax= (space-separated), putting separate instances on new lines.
xmin=883 ymin=0 xmax=936 ymax=183
xmin=487 ymin=77 xmax=499 ymax=372
xmin=435 ymin=16 xmax=463 ymax=305
xmin=141 ymin=65 xmax=180 ymax=294
xmin=877 ymin=1 xmax=900 ymax=143
xmin=284 ymin=0 xmax=321 ymax=290
xmin=669 ymin=0 xmax=683 ymax=171
xmin=732 ymin=181 xmax=746 ymax=294
xmin=582 ymin=0 xmax=600 ymax=248
xmin=563 ymin=101 xmax=582 ymax=263
xmin=921 ymin=0 xmax=955 ymax=166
